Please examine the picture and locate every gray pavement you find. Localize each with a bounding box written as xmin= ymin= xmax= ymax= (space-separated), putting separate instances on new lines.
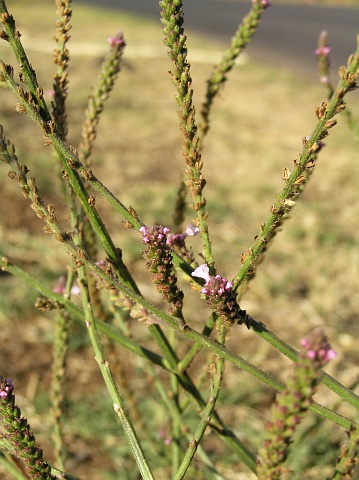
xmin=76 ymin=0 xmax=359 ymax=80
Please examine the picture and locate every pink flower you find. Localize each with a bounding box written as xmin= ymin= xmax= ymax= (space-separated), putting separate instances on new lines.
xmin=140 ymin=225 xmax=169 ymax=244
xmin=52 ymin=276 xmax=66 ymax=294
xmin=108 ymin=31 xmax=125 ymax=47
xmin=300 ymin=328 xmax=337 ymax=365
xmin=53 ymin=276 xmax=80 ymax=296
xmin=158 ymin=428 xmax=172 ymax=445
xmin=252 ymin=0 xmax=270 ymax=7
xmin=315 ymin=46 xmax=331 ymax=57
xmin=0 ymin=378 xmax=13 ymax=399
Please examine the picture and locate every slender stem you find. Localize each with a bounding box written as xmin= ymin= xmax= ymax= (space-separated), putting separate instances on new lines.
xmin=1 ymin=253 xmax=354 ymax=468
xmin=52 ymin=0 xmax=72 ymax=139
xmin=0 ymin=0 xmax=52 ymax=122
xmin=148 ymin=363 xmax=226 ymax=479
xmin=178 ymin=313 xmax=216 ymax=372
xmin=174 ymin=323 xmax=228 ymax=480
xmin=78 ymin=31 xmax=126 ymax=166
xmin=76 ymin=265 xmax=155 ymax=480
xmin=160 ymin=0 xmax=214 ymax=269
xmin=0 ymin=255 xmax=257 ymax=471
xmin=2 ymin=249 xmax=357 ymax=430
xmin=169 ymin=330 xmax=181 ymax=475
xmin=0 ymin=23 xmax=140 ymax=290
xmin=232 ymin=39 xmax=359 ymax=290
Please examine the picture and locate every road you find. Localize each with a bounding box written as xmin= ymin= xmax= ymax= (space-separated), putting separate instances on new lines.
xmin=77 ymin=0 xmax=359 ymax=81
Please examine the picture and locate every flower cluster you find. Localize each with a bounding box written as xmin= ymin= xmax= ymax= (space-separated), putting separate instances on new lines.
xmin=0 ymin=376 xmax=56 ymax=479
xmin=0 ymin=377 xmax=13 ymax=398
xmin=140 ymin=225 xmax=184 ymax=321
xmin=257 ymin=329 xmax=336 ymax=477
xmin=315 ymin=31 xmax=332 ymax=86
xmin=314 ymin=46 xmax=331 ymax=58
xmin=108 ymin=30 xmax=126 ymax=48
xmin=300 ymin=327 xmax=337 ymax=366
xmin=192 ymin=264 xmax=249 ymax=326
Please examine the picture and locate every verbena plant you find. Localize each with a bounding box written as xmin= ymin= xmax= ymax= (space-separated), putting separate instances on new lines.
xmin=0 ymin=0 xmax=358 ymax=479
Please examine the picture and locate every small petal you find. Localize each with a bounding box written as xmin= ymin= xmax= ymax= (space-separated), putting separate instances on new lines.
xmin=192 ymin=264 xmax=210 ymax=283
xmin=185 ymin=224 xmax=200 ymax=236
xmin=70 ymin=284 xmax=81 ymax=296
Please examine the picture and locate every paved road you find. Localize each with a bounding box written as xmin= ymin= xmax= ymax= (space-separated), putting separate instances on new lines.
xmin=77 ymin=0 xmax=359 ymax=80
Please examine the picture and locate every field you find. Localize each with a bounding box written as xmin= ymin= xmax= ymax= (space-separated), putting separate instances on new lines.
xmin=0 ymin=1 xmax=358 ymax=479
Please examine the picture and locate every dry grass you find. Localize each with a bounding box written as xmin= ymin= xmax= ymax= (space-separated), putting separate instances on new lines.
xmin=0 ymin=1 xmax=358 ymax=479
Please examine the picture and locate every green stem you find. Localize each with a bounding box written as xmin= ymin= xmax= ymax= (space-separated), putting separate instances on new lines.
xmin=0 ymin=256 xmax=167 ymax=369
xmin=0 ymin=27 xmax=139 ymax=291
xmin=232 ymin=38 xmax=359 ymax=290
xmin=169 ymin=330 xmax=181 ymax=475
xmin=160 ymin=0 xmax=214 ymax=269
xmin=0 ymin=0 xmax=52 ymax=121
xmin=76 ymin=265 xmax=155 ymax=480
xmin=1 ymin=254 xmax=357 ymax=430
xmin=79 ymin=30 xmax=126 ymax=165
xmin=51 ymin=0 xmax=72 ymax=139
xmin=178 ymin=313 xmax=216 ymax=372
xmin=174 ymin=323 xmax=228 ymax=480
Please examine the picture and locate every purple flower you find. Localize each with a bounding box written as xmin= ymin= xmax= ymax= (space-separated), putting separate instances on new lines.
xmin=0 ymin=378 xmax=13 ymax=399
xmin=166 ymin=232 xmax=186 ymax=245
xmin=53 ymin=276 xmax=66 ymax=294
xmin=192 ymin=264 xmax=233 ymax=294
xmin=140 ymin=225 xmax=184 ymax=321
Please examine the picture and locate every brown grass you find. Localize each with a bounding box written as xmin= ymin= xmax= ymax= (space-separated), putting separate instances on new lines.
xmin=0 ymin=1 xmax=358 ymax=479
